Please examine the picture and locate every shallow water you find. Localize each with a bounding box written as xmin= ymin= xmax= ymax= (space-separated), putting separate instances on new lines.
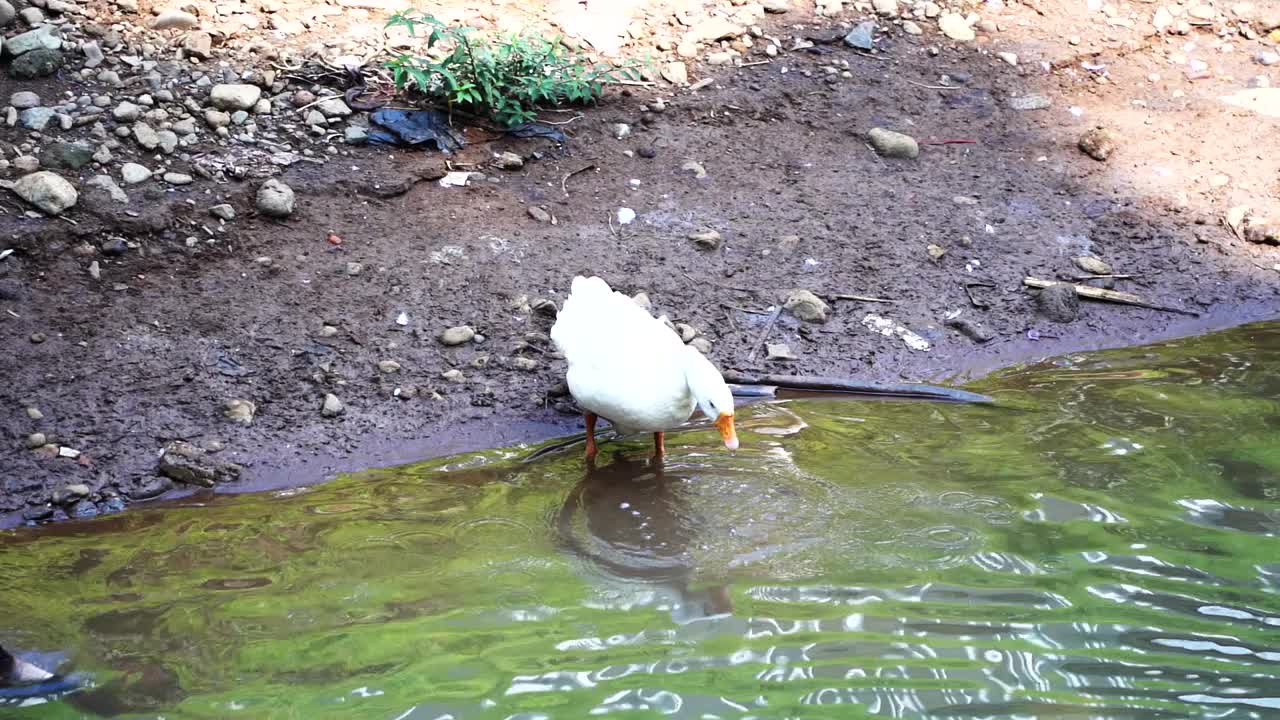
xmin=3 ymin=323 xmax=1280 ymax=719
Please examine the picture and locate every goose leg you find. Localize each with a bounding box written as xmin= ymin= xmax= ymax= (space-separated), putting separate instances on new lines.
xmin=653 ymin=431 xmax=666 ymax=458
xmin=584 ymin=412 xmax=598 ymax=461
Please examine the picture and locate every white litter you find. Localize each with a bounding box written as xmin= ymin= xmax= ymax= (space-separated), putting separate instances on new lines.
xmin=862 ymin=314 xmax=931 ymax=352
xmin=395 ymin=312 xmax=409 ymax=326
xmin=439 ymin=171 xmax=475 ymax=187
xmin=616 ymin=207 xmax=636 ymax=225
xmin=58 ymin=447 xmax=81 ymax=459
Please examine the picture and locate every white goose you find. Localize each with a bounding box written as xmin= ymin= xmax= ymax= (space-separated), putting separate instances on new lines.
xmin=550 ymin=276 xmax=738 ymax=460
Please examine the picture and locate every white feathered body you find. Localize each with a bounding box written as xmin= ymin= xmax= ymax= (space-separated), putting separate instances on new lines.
xmin=550 ymin=276 xmax=697 ymax=436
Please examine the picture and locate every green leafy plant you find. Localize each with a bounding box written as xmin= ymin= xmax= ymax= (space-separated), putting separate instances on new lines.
xmin=384 ymin=11 xmax=642 ymax=127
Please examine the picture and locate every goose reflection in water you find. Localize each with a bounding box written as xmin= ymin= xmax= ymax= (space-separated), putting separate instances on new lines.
xmin=555 ymin=453 xmax=733 ymax=622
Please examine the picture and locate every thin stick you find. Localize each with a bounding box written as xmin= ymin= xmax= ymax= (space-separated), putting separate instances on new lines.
xmin=864 ymin=142 xmax=887 ymax=166
xmin=907 ymin=79 xmax=962 ymax=90
xmin=850 ymin=50 xmax=889 ymax=62
xmin=1023 ymin=277 xmax=1199 ymax=317
xmin=561 ymin=164 xmax=597 ymax=195
xmin=746 ymin=306 xmax=783 ymax=363
xmin=923 ymin=139 xmax=977 ymax=145
xmin=610 ymin=79 xmax=656 ymax=87
xmin=1070 ymin=274 xmax=1134 ymax=281
xmin=722 ymin=372 xmax=995 ymax=404
xmin=607 ymin=210 xmax=620 ymax=241
xmin=739 ymin=60 xmax=772 ymax=68
xmin=720 ymin=302 xmax=770 ymax=316
xmin=829 ymin=293 xmax=894 ymax=303
xmin=293 ymin=95 xmax=341 ymax=113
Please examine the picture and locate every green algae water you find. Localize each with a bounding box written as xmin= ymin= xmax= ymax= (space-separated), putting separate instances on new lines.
xmin=3 ymin=323 xmax=1280 ymax=719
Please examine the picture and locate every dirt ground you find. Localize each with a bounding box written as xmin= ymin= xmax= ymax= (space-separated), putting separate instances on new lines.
xmin=3 ymin=0 xmax=1280 ymax=526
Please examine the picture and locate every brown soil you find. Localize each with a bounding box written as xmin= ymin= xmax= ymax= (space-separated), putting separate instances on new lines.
xmin=3 ymin=1 xmax=1280 ymax=527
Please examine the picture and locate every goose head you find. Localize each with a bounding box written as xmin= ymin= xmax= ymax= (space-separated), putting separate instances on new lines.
xmin=682 ymin=346 xmax=738 ymax=450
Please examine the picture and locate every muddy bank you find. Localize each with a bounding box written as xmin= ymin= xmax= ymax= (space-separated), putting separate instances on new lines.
xmin=4 ymin=0 xmax=1280 ymax=526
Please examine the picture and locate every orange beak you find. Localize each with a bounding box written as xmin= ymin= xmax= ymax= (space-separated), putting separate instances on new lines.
xmin=715 ymin=412 xmax=738 ymax=450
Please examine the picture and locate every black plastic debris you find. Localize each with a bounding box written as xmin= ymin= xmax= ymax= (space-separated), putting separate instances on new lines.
xmin=505 ymin=122 xmax=567 ymax=143
xmin=369 ymin=109 xmax=465 ymax=153
xmin=368 ymin=109 xmax=567 ymax=152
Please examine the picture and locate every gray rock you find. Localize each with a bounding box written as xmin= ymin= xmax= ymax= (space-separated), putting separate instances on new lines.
xmin=204 ymin=109 xmax=231 ymax=127
xmin=156 ymin=130 xmax=178 ymax=154
xmin=661 ymin=61 xmax=689 ymax=85
xmin=18 ymin=107 xmax=54 ymax=130
xmin=316 ymin=97 xmax=352 ymax=117
xmin=868 ymin=127 xmax=919 ymax=159
xmin=872 ymin=0 xmax=898 ymax=16
xmin=512 ymin=357 xmax=538 ymax=371
xmin=1008 ymin=94 xmax=1052 ymax=111
xmin=495 ymin=151 xmax=523 ymax=170
xmin=163 ymin=172 xmax=193 ymax=185
xmin=784 ymin=289 xmax=829 ymax=323
xmin=692 ymin=17 xmax=741 ymax=42
xmin=938 ymin=13 xmax=975 ymax=41
xmin=9 ymin=91 xmax=40 ymax=109
xmin=843 ymin=21 xmax=876 ymax=50
xmin=1243 ymin=216 xmax=1279 ymax=245
xmin=0 ymin=0 xmax=14 ymax=26
xmin=82 ymin=40 xmax=104 ymax=68
xmin=112 ymin=100 xmax=141 ymax=121
xmin=223 ymin=399 xmax=255 ymax=425
xmin=171 ymin=118 xmax=197 ymax=135
xmin=151 ymin=9 xmax=199 ymax=30
xmin=13 ymin=156 xmax=38 ymax=172
xmin=439 ymin=325 xmax=476 ymax=346
xmin=209 ymin=203 xmax=235 ymax=220
xmin=86 ymin=174 xmax=128 ymax=203
xmin=7 ymin=26 xmax=60 ymax=56
xmin=27 ymin=432 xmax=47 ymax=448
xmin=761 ymin=0 xmax=790 ymax=12
xmin=1258 ymin=51 xmax=1280 ymax=67
xmin=945 ymin=317 xmax=994 ymax=343
xmin=1078 ymin=127 xmax=1120 ymax=161
xmin=181 ymin=31 xmax=212 ymax=59
xmin=10 ymin=48 xmax=63 ymax=79
xmin=377 ymin=359 xmax=401 ymax=373
xmin=690 ymin=337 xmax=713 ymax=354
xmin=305 ymin=109 xmax=326 ymax=126
xmin=158 ymin=440 xmax=240 ymax=487
xmin=52 ymin=483 xmax=90 ymax=504
xmin=209 ymin=83 xmax=262 ymax=111
xmin=688 ymin=228 xmax=722 ymax=249
xmin=1074 ymin=256 xmax=1112 ymax=274
xmin=120 ymin=162 xmax=152 ymax=184
xmin=1036 ymin=283 xmax=1079 ymax=323
xmin=132 ymin=122 xmax=160 ymax=150
xmin=39 ymin=142 xmax=94 ymax=170
xmin=344 ymin=125 xmax=367 ymax=144
xmin=527 ymin=205 xmax=552 ymax=223
xmin=321 ymin=393 xmax=344 ymax=417
xmin=11 ymin=171 xmax=77 ymax=215
xmin=255 ymin=178 xmax=294 ymax=218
